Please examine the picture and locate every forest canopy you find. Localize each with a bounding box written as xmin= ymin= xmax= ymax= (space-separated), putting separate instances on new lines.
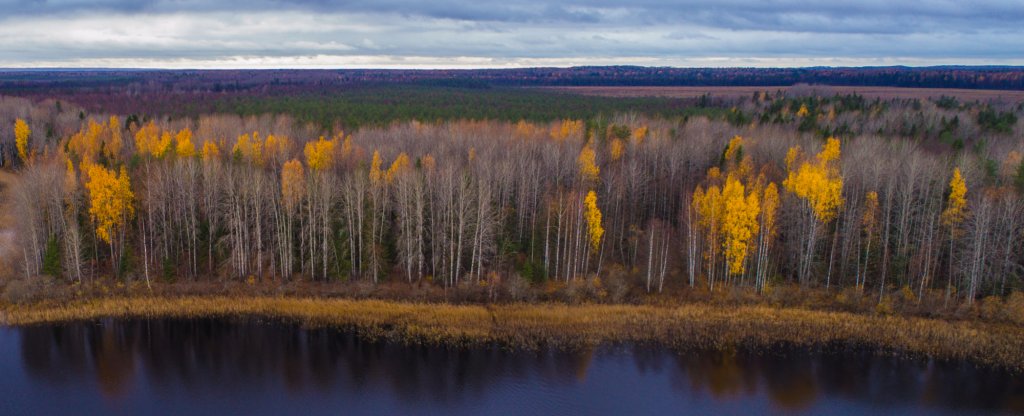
xmin=1 ymin=86 xmax=1023 ymax=319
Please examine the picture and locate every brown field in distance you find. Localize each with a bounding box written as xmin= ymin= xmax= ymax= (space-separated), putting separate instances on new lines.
xmin=543 ymin=85 xmax=1024 ymax=102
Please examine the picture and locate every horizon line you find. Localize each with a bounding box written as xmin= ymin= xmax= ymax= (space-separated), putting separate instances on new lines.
xmin=3 ymin=64 xmax=1024 ymax=72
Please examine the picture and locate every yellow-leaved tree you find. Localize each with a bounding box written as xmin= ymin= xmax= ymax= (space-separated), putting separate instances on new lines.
xmin=720 ymin=175 xmax=761 ymax=276
xmin=304 ymin=136 xmax=337 ymax=171
xmin=386 ymin=152 xmax=411 ymax=183
xmin=609 ymin=138 xmax=625 ymax=161
xmin=550 ymin=119 xmax=582 ymax=141
xmin=152 ymin=131 xmax=173 ymax=158
xmin=783 ymin=137 xmax=844 ymax=285
xmin=369 ymin=150 xmax=384 ymax=183
xmin=279 ymin=159 xmax=305 ymax=277
xmin=796 ymin=104 xmax=810 ymax=117
xmin=941 ymin=167 xmax=967 ymax=303
xmin=175 ymin=128 xmax=195 ymax=158
xmin=693 ymin=181 xmax=722 ymax=289
xmin=201 ymin=140 xmax=220 ymax=161
xmin=340 ymin=134 xmax=354 ymax=160
xmin=263 ymin=134 xmax=291 ymax=164
xmin=584 ymin=190 xmax=604 ymax=252
xmin=134 ymin=121 xmax=160 ymax=156
xmin=232 ymin=132 xmax=263 ymax=164
xmin=281 ymin=159 xmax=305 ymax=212
xmin=14 ymin=118 xmax=30 ymax=164
xmin=578 ymin=142 xmax=600 ymax=183
xmin=723 ymin=135 xmax=744 ymax=163
xmin=105 ymin=116 xmax=123 ymax=161
xmin=84 ymin=163 xmax=135 ymax=277
xmin=631 ymin=126 xmax=648 ymax=146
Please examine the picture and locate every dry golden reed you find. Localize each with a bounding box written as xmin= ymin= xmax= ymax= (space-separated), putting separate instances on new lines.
xmin=2 ymin=296 xmax=1023 ymax=370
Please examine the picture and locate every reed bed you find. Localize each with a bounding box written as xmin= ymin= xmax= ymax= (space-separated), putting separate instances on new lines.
xmin=2 ymin=296 xmax=1022 ymax=370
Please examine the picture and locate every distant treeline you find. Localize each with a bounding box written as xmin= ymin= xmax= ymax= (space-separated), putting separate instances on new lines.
xmin=2 ymin=66 xmax=1023 ymax=133
xmin=4 ymin=66 xmax=1024 ymax=92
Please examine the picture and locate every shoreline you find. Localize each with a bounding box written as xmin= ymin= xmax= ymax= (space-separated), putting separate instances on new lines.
xmin=3 ymin=296 xmax=1022 ymax=371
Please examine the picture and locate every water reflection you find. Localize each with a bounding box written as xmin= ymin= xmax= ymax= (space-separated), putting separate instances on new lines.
xmin=13 ymin=318 xmax=1024 ymax=414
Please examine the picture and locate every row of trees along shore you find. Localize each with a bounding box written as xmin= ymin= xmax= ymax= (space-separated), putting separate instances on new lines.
xmin=6 ymin=109 xmax=1024 ymax=307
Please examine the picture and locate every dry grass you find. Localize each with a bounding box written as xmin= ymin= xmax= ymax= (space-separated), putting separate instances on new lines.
xmin=543 ymin=85 xmax=1024 ymax=102
xmin=3 ymin=296 xmax=1022 ymax=370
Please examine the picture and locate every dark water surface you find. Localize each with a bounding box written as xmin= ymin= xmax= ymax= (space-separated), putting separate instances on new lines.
xmin=1 ymin=318 xmax=1021 ymax=415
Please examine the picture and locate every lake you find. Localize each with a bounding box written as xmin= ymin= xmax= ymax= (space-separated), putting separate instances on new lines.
xmin=1 ymin=318 xmax=1021 ymax=415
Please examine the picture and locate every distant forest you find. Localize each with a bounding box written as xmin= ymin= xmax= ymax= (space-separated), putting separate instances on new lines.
xmin=2 ymin=66 xmax=1023 ymax=131
xmin=4 ymin=66 xmax=1024 ymax=91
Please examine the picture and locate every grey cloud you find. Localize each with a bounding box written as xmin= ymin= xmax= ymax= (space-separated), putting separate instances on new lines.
xmin=0 ymin=0 xmax=1022 ymax=67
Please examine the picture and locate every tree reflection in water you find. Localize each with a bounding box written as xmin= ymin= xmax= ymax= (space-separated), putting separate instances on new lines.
xmin=15 ymin=318 xmax=1024 ymax=414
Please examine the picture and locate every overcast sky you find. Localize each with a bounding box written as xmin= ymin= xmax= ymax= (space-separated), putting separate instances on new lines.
xmin=1 ymin=0 xmax=1022 ymax=68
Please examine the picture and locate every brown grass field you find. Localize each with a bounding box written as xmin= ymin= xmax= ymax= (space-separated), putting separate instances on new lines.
xmin=543 ymin=85 xmax=1024 ymax=102
xmin=3 ymin=296 xmax=1023 ymax=370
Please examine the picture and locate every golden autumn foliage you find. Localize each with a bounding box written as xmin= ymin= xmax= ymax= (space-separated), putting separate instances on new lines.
xmin=133 ymin=121 xmax=159 ymax=156
xmin=386 ymin=152 xmax=411 ymax=183
xmin=631 ymin=126 xmax=648 ymax=145
xmin=609 ymin=138 xmax=625 ymax=161
xmin=785 ymin=146 xmax=801 ymax=171
xmin=720 ymin=175 xmax=761 ymax=275
xmin=14 ymin=118 xmax=30 ymax=163
xmin=105 ymin=116 xmax=123 ymax=161
xmin=304 ymin=136 xmax=337 ymax=171
xmin=339 ymin=134 xmax=353 ymax=159
xmin=783 ymin=138 xmax=844 ymax=223
xmin=263 ymin=134 xmax=290 ymax=162
xmin=694 ymin=185 xmax=721 ymax=239
xmin=584 ymin=190 xmax=604 ymax=252
xmin=200 ymin=140 xmax=220 ymax=161
xmin=722 ymin=135 xmax=754 ymax=179
xmin=706 ymin=166 xmax=721 ymax=181
xmin=817 ymin=136 xmax=841 ymax=164
xmin=152 ymin=131 xmax=173 ymax=158
xmin=83 ymin=163 xmax=134 ymax=244
xmin=577 ymin=143 xmax=600 ymax=183
xmin=550 ymin=119 xmax=582 ymax=141
xmin=175 ymin=128 xmax=195 ymax=158
xmin=796 ymin=104 xmax=810 ymax=117
xmin=724 ymin=135 xmax=744 ymax=162
xmin=514 ymin=120 xmax=540 ymax=139
xmin=67 ymin=120 xmax=100 ymax=162
xmin=232 ymin=132 xmax=262 ymax=163
xmin=281 ymin=159 xmax=305 ymax=212
xmin=369 ymin=150 xmax=384 ymax=184
xmin=941 ymin=168 xmax=968 ymax=228
xmin=65 ymin=118 xmax=128 ymax=163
